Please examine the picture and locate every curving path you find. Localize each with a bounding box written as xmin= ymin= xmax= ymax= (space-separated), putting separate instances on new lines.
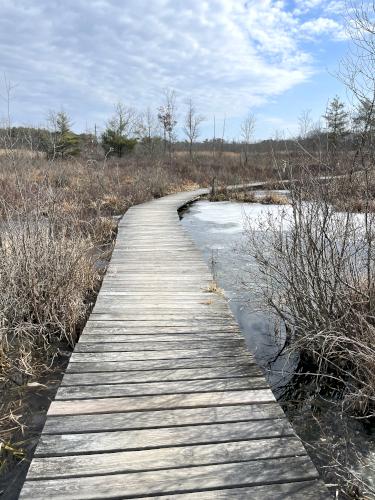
xmin=19 ymin=190 xmax=328 ymax=499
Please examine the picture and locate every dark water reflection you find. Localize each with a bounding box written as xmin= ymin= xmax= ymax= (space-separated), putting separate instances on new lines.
xmin=180 ymin=198 xmax=297 ymax=396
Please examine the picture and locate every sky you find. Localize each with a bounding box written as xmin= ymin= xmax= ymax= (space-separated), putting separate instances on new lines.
xmin=0 ymin=0 xmax=351 ymax=140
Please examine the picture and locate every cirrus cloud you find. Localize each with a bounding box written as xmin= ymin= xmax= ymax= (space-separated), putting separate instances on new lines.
xmin=0 ymin=0 xmax=347 ymax=132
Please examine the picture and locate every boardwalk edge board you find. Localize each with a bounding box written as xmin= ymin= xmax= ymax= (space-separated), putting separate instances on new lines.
xmin=19 ymin=189 xmax=329 ymax=499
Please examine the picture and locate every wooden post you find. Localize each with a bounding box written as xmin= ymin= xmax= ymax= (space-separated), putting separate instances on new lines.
xmin=211 ymin=176 xmax=216 ymax=197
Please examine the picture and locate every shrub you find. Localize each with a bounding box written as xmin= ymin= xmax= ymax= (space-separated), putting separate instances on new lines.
xmin=0 ymin=201 xmax=99 ymax=384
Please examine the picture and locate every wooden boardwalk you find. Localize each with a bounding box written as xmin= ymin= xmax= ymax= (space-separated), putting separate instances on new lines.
xmin=20 ymin=190 xmax=329 ymax=499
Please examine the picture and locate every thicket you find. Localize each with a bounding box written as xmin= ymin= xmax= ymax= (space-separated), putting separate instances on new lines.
xmin=0 ymin=134 xmax=273 ymax=488
xmin=245 ymin=3 xmax=375 ymax=496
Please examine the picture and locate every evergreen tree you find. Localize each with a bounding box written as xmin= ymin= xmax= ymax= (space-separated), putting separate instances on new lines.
xmin=353 ymin=98 xmax=375 ymax=135
xmin=45 ymin=111 xmax=80 ymax=159
xmin=101 ymin=103 xmax=137 ymax=157
xmin=323 ymin=96 xmax=349 ymax=148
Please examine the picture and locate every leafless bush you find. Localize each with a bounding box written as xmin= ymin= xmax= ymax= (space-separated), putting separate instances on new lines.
xmin=248 ymin=173 xmax=375 ymax=412
xmin=0 ymin=139 xmax=269 ymax=483
xmin=245 ymin=167 xmax=375 ymax=496
xmin=0 ymin=190 xmax=100 ymax=473
xmin=0 ymin=195 xmax=99 ymax=380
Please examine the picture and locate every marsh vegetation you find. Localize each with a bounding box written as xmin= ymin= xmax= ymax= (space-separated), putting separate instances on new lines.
xmin=1 ymin=2 xmax=375 ymax=497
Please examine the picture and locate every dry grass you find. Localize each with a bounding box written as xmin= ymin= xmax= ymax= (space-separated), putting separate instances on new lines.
xmin=247 ymin=171 xmax=375 ymax=497
xmin=209 ymin=189 xmax=289 ymax=205
xmin=259 ymin=193 xmax=289 ymax=205
xmin=0 ymin=149 xmax=40 ymax=158
xmin=0 ymin=207 xmax=98 ymax=355
xmin=0 ymin=146 xmax=272 ymax=483
xmin=0 ymin=194 xmax=100 ymax=474
xmin=175 ymin=150 xmax=241 ymax=160
xmin=210 ymin=190 xmax=257 ymax=203
xmin=204 ymin=281 xmax=224 ymax=295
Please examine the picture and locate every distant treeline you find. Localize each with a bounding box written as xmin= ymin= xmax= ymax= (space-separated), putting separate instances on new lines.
xmin=0 ymin=125 xmax=359 ymax=157
xmin=0 ymin=93 xmax=372 ymax=159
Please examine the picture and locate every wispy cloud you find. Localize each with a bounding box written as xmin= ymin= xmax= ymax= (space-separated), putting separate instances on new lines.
xmin=300 ymin=17 xmax=348 ymax=40
xmin=0 ymin=0 xmax=347 ymax=130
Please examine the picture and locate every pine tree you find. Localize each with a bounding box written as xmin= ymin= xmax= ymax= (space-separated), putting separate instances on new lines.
xmin=353 ymin=98 xmax=375 ymax=134
xmin=56 ymin=112 xmax=79 ymax=158
xmin=323 ymin=96 xmax=349 ymax=148
xmin=45 ymin=111 xmax=80 ymax=159
xmin=101 ymin=103 xmax=137 ymax=157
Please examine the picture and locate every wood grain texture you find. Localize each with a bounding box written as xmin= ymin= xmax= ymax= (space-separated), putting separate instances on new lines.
xmin=61 ymin=365 xmax=263 ymax=385
xmin=139 ymin=481 xmax=330 ymax=500
xmin=35 ymin=419 xmax=295 ymax=456
xmin=28 ymin=436 xmax=306 ymax=479
xmin=20 ymin=457 xmax=319 ymax=499
xmin=20 ymin=189 xmax=328 ymax=499
xmin=48 ymin=388 xmax=277 ymax=415
xmin=66 ymin=356 xmax=255 ymax=373
xmin=42 ymin=403 xmax=285 ymax=434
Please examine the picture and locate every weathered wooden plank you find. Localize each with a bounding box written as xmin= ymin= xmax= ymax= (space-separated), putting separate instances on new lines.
xmin=96 ymin=296 xmax=221 ymax=301
xmin=83 ymin=323 xmax=239 ymax=332
xmin=20 ymin=457 xmax=319 ymax=499
xmin=76 ymin=338 xmax=244 ymax=349
xmin=67 ymin=356 xmax=254 ymax=372
xmin=89 ymin=315 xmax=235 ymax=321
xmin=97 ymin=292 xmax=214 ymax=295
xmin=108 ymin=259 xmax=207 ymax=263
xmin=70 ymin=348 xmax=249 ymax=361
xmin=92 ymin=303 xmax=226 ymax=309
xmin=55 ymin=377 xmax=268 ymax=400
xmin=139 ymin=481 xmax=330 ymax=500
xmin=80 ymin=333 xmax=242 ymax=341
xmin=97 ymin=291 xmax=216 ymax=295
xmin=61 ymin=365 xmax=263 ymax=386
xmin=19 ymin=189 xmax=327 ymax=500
xmin=91 ymin=312 xmax=236 ymax=329
xmin=27 ymin=436 xmax=306 ymax=479
xmin=78 ymin=334 xmax=243 ymax=343
xmin=104 ymin=274 xmax=212 ymax=279
xmin=107 ymin=267 xmax=208 ymax=270
xmin=96 ymin=298 xmax=224 ymax=303
xmin=48 ymin=389 xmax=276 ymax=415
xmin=84 ymin=323 xmax=240 ymax=329
xmin=73 ymin=344 xmax=246 ymax=355
xmin=42 ymin=403 xmax=285 ymax=434
xmin=35 ymin=419 xmax=295 ymax=456
xmin=91 ymin=307 xmax=228 ymax=314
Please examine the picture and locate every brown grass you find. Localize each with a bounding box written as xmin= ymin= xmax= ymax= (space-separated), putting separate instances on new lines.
xmin=247 ymin=171 xmax=375 ymax=497
xmin=0 ymin=197 xmax=100 ymax=473
xmin=0 ymin=146 xmax=274 ymax=482
xmin=204 ymin=281 xmax=224 ymax=295
xmin=259 ymin=193 xmax=289 ymax=205
xmin=209 ymin=189 xmax=289 ymax=205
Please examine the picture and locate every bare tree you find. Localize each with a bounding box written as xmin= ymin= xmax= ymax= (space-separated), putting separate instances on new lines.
xmin=212 ymin=115 xmax=216 ymax=159
xmin=109 ymin=102 xmax=137 ymax=137
xmin=183 ymin=98 xmax=204 ymax=160
xmin=157 ymin=89 xmax=177 ymax=159
xmin=338 ymin=1 xmax=375 ymax=162
xmin=298 ymin=109 xmax=314 ymax=139
xmin=242 ymin=4 xmax=375 ymax=495
xmin=138 ymin=107 xmax=160 ymax=156
xmin=0 ymin=75 xmax=18 ymax=155
xmin=240 ymin=113 xmax=256 ymax=165
xmin=219 ymin=116 xmax=226 ymax=156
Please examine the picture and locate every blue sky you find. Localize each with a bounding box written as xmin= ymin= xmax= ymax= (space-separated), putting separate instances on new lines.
xmin=0 ymin=0 xmax=351 ymax=140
